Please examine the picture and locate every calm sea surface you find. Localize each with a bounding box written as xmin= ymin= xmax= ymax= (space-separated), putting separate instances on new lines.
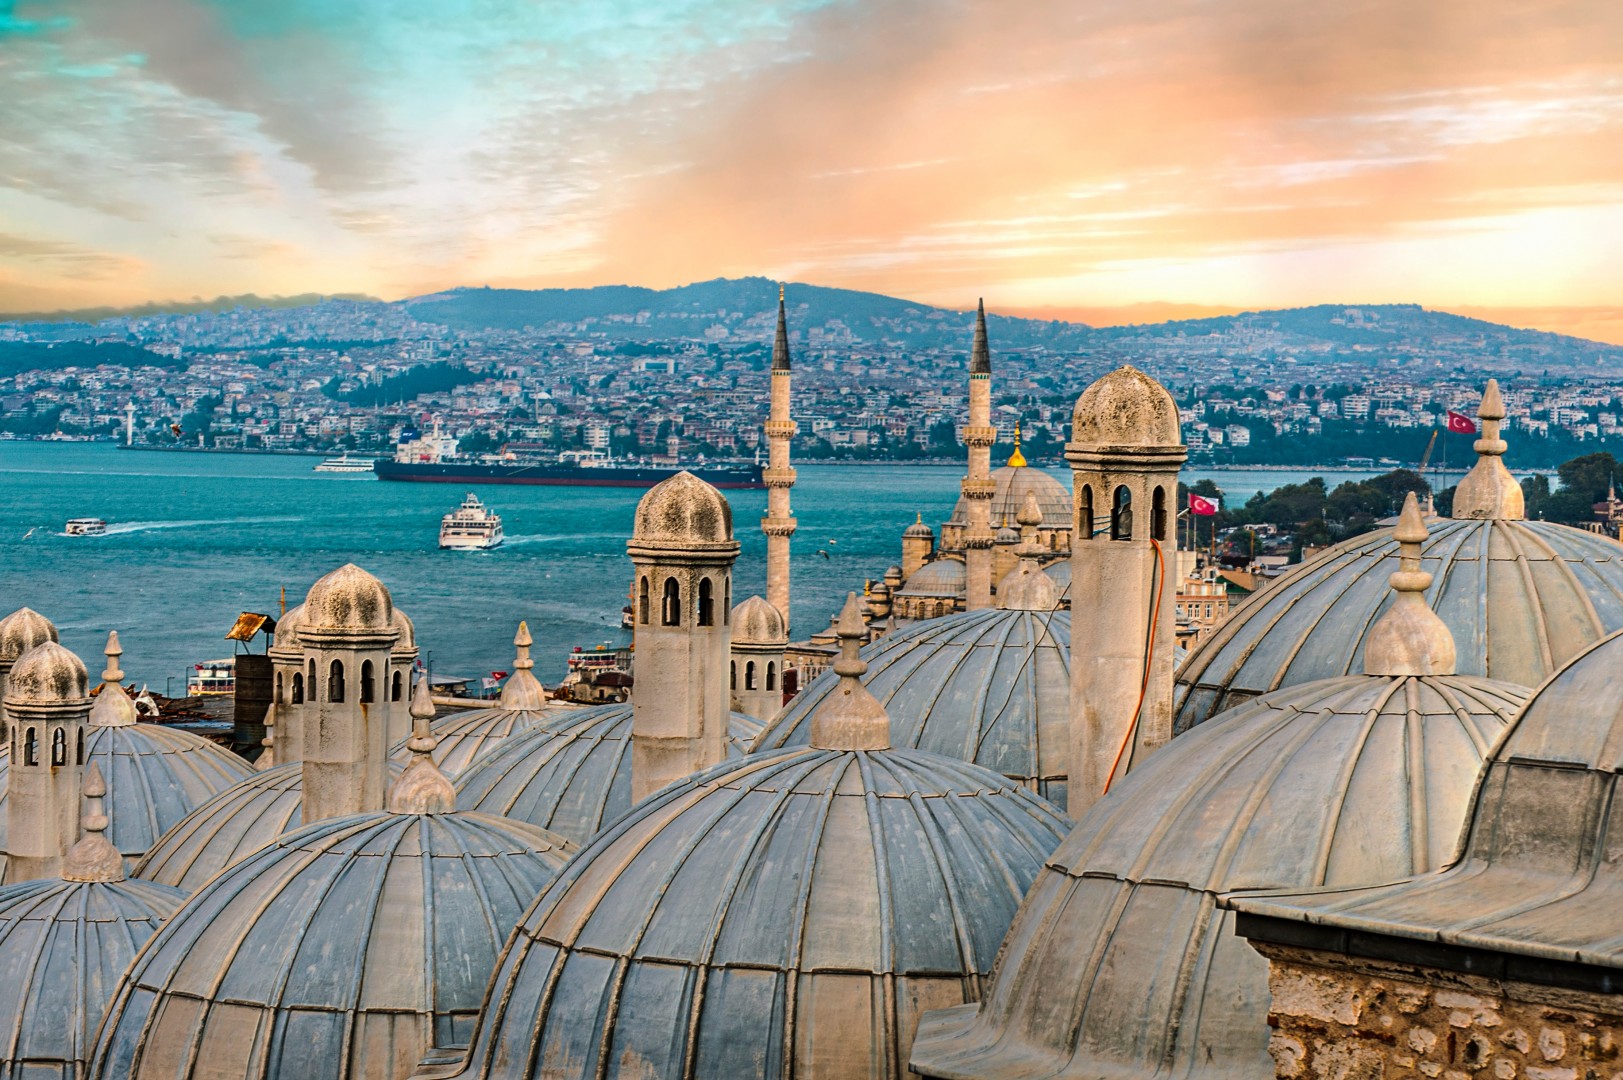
xmin=0 ymin=443 xmax=1404 ymax=686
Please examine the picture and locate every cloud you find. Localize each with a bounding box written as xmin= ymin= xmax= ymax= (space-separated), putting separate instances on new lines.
xmin=0 ymin=232 xmax=140 ymax=279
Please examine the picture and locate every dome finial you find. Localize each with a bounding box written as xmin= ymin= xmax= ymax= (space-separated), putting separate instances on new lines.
xmin=1008 ymin=420 xmax=1027 ymax=467
xmin=387 ymin=677 xmax=455 ymax=813
xmin=88 ymin=631 xmax=137 ymax=728
xmin=256 ymin=701 xmax=277 ymax=771
xmin=1364 ymin=493 xmax=1457 ymax=676
xmin=61 ymin=761 xmax=122 ymax=883
xmin=499 ymin=621 xmax=548 ymax=710
xmin=1451 ymin=379 xmax=1524 ymax=520
xmin=1017 ymin=488 xmax=1043 ymax=530
xmin=808 ymin=594 xmax=891 ymax=751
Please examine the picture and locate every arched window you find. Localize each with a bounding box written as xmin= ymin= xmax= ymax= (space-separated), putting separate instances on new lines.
xmin=698 ymin=578 xmax=715 ymax=627
xmin=360 ymin=660 xmax=376 ymax=704
xmin=76 ymin=727 xmax=84 ymax=765
xmin=275 ymin=672 xmax=284 ymax=704
xmin=50 ymin=728 xmax=66 ymax=766
xmin=731 ymin=661 xmax=737 ymax=690
xmin=291 ymin=672 xmax=304 ymax=704
xmin=329 ymin=659 xmax=346 ymax=703
xmin=392 ymin=670 xmax=403 ymax=702
xmin=638 ymin=576 xmax=650 ymax=625
xmin=1111 ymin=485 xmax=1133 ymax=541
xmin=745 ymin=661 xmax=757 ymax=690
xmin=1081 ymin=484 xmax=1095 ymax=540
xmin=308 ymin=658 xmax=317 ymax=699
xmin=23 ymin=727 xmax=36 ymax=767
xmin=661 ymin=577 xmax=681 ymax=626
xmin=766 ymin=662 xmax=777 ymax=691
xmin=1151 ymin=486 xmax=1168 ymax=541
xmin=724 ymin=579 xmax=731 ymax=623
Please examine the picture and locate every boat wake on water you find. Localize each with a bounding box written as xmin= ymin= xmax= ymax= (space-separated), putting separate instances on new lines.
xmin=63 ymin=515 xmax=304 ymax=536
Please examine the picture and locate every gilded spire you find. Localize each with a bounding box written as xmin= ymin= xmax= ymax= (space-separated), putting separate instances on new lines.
xmin=771 ymin=283 xmax=792 ymax=372
xmin=1008 ymin=420 xmax=1027 ymax=467
xmin=498 ymin=621 xmax=548 ymax=710
xmin=88 ymin=631 xmax=137 ymax=728
xmin=970 ymin=298 xmax=991 ymax=375
xmin=387 ymin=677 xmax=456 ymax=814
xmin=256 ymin=701 xmax=277 ymax=771
xmin=1451 ymin=379 xmax=1524 ymax=520
xmin=1364 ymin=493 xmax=1457 ymax=676
xmin=808 ymin=594 xmax=891 ymax=751
xmin=61 ymin=762 xmax=122 ymax=883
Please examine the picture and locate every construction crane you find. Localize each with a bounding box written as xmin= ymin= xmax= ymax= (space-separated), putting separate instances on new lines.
xmin=1417 ymin=429 xmax=1439 ymax=475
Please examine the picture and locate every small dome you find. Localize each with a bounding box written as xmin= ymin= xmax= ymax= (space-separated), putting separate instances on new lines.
xmin=1175 ymin=517 xmax=1623 ymax=731
xmin=949 ymin=465 xmax=1071 ymax=531
xmin=1070 ymin=363 xmax=1181 ymax=447
xmin=995 ymin=523 xmax=1020 ymax=544
xmin=0 ymin=724 xmax=253 ymax=872
xmin=438 ymin=746 xmax=1068 ymax=1080
xmin=904 ymin=517 xmax=935 ymax=539
xmin=268 ymin=603 xmax=306 ymax=653
xmin=389 ymin=700 xmax=555 ymax=777
xmin=5 ymin=641 xmax=88 ymax=705
xmin=0 ymin=607 xmax=57 ymax=664
xmin=909 ymin=672 xmax=1527 ymax=1080
xmin=730 ymin=595 xmax=786 ymax=645
xmin=391 ymin=606 xmax=417 ymax=650
xmin=94 ymin=811 xmax=572 ymax=1080
xmin=752 ymin=608 xmax=1073 ymax=808
xmin=632 ymin=471 xmax=733 ymax=544
xmin=454 ymin=703 xmax=763 ymax=844
xmin=0 ymin=876 xmax=184 ymax=1075
xmin=302 ymin=563 xmax=394 ymax=633
xmin=133 ymin=761 xmax=403 ymax=893
xmin=899 ymin=557 xmax=967 ymax=597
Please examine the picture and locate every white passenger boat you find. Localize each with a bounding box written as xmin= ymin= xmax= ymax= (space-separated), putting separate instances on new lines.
xmin=314 ymin=453 xmax=377 ymax=473
xmin=65 ymin=518 xmax=107 ymax=536
xmin=439 ymin=493 xmax=504 ymax=550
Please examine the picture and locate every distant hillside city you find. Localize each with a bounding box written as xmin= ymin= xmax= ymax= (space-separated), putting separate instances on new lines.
xmin=3 ymin=277 xmax=1622 ymax=471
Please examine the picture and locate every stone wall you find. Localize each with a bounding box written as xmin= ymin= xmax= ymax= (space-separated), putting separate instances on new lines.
xmin=1254 ymin=943 xmax=1623 ymax=1080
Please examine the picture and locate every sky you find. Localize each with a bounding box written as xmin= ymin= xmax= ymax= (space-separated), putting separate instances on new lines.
xmin=2 ymin=0 xmax=1622 ymax=340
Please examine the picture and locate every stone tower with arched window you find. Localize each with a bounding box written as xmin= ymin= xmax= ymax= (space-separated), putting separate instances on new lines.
xmin=729 ymin=595 xmax=788 ymax=723
xmin=266 ymin=603 xmax=307 ymax=763
xmin=1066 ymin=365 xmax=1185 ymax=816
xmin=4 ymin=640 xmax=90 ymax=882
xmin=627 ymin=471 xmax=741 ymax=802
xmin=296 ymin=563 xmax=401 ymax=821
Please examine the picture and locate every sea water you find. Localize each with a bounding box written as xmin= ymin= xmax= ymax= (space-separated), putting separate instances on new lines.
xmin=0 ymin=443 xmax=1385 ymax=686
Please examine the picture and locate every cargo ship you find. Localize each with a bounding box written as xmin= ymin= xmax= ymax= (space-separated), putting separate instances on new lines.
xmin=374 ymin=419 xmax=765 ymax=490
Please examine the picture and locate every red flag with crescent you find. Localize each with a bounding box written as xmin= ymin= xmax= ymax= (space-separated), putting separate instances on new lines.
xmin=1446 ymin=411 xmax=1477 ymax=434
xmin=1189 ymin=494 xmax=1219 ymax=516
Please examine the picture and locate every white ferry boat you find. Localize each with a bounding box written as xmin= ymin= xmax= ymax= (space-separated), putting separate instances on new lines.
xmin=65 ymin=518 xmax=107 ymax=536
xmin=439 ymin=493 xmax=504 ymax=550
xmin=187 ymin=658 xmax=235 ymax=696
xmin=314 ymin=453 xmax=376 ymax=473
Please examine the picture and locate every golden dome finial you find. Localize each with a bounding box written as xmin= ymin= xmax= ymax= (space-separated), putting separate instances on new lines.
xmin=1007 ymin=421 xmax=1027 ymax=468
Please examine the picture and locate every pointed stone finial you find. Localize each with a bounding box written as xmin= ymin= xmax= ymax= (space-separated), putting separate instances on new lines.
xmin=1007 ymin=420 xmax=1027 ymax=467
xmin=1364 ymin=493 xmax=1457 ymax=676
xmin=1451 ymin=380 xmax=1524 ymax=520
xmin=61 ymin=762 xmax=122 ymax=883
xmin=88 ymin=631 xmax=137 ymax=728
xmin=970 ymin=299 xmax=991 ymax=374
xmin=772 ymin=284 xmax=792 ymax=372
xmin=256 ymin=701 xmax=277 ymax=771
xmin=808 ymin=594 xmax=891 ymax=751
xmin=1017 ymin=489 xmax=1043 ymax=531
xmin=499 ymin=621 xmax=548 ymax=710
xmin=387 ymin=676 xmax=455 ymax=814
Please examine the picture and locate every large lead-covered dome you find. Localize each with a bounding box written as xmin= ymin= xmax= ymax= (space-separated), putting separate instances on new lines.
xmin=752 ymin=607 xmax=1072 ymax=809
xmin=432 ymin=746 xmax=1069 ymax=1080
xmin=1174 ymin=517 xmax=1623 ymax=731
xmin=453 ymin=703 xmax=763 ymax=844
xmin=949 ymin=464 xmax=1070 ymax=530
xmin=909 ymin=672 xmax=1528 ymax=1080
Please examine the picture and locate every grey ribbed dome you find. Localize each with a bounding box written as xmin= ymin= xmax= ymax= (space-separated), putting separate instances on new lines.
xmin=133 ymin=760 xmax=403 ymax=893
xmin=1175 ymin=518 xmax=1623 ymax=732
xmin=950 ymin=464 xmax=1070 ymax=530
xmin=752 ymin=607 xmax=1072 ymax=808
xmin=0 ymin=875 xmax=184 ymax=1077
xmin=453 ymin=703 xmax=763 ymax=844
xmin=390 ymin=703 xmax=556 ymax=776
xmin=433 ymin=746 xmax=1069 ymax=1080
xmin=900 ymin=557 xmax=966 ymax=597
xmin=0 ymin=724 xmax=253 ymax=871
xmin=94 ymin=810 xmax=573 ymax=1080
xmin=909 ymin=672 xmax=1528 ymax=1080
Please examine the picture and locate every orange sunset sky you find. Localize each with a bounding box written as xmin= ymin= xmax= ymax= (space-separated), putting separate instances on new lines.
xmin=1 ymin=0 xmax=1620 ymax=340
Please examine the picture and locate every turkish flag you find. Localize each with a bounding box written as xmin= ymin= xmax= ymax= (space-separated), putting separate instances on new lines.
xmin=491 ymin=671 xmax=508 ymax=681
xmin=1189 ymin=494 xmax=1219 ymax=516
xmin=1446 ymin=411 xmax=1477 ymax=434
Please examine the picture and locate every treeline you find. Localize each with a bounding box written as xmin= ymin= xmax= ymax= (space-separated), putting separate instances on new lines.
xmin=1194 ymin=415 xmax=1618 ymax=471
xmin=322 ymin=362 xmax=481 ymax=407
xmin=0 ymin=341 xmax=180 ymax=379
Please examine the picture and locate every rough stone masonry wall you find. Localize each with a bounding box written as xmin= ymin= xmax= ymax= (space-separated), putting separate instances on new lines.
xmin=1254 ymin=943 xmax=1623 ymax=1080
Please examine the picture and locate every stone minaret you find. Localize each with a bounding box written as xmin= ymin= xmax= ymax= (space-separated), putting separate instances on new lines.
xmin=298 ymin=564 xmax=401 ymax=822
xmin=762 ymin=284 xmax=798 ymax=630
xmin=4 ymin=640 xmax=90 ymax=882
xmin=1066 ymin=365 xmax=1186 ymax=816
xmin=962 ymin=300 xmax=997 ymax=610
xmin=730 ymin=595 xmax=788 ymax=723
xmin=628 ymin=471 xmax=741 ymax=802
xmin=0 ymin=608 xmax=58 ymax=740
xmin=1452 ymin=379 xmax=1525 ymax=520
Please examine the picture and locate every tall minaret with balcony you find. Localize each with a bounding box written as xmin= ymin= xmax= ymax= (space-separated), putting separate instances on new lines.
xmin=962 ymin=300 xmax=997 ymax=610
xmin=762 ymin=284 xmax=798 ymax=630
